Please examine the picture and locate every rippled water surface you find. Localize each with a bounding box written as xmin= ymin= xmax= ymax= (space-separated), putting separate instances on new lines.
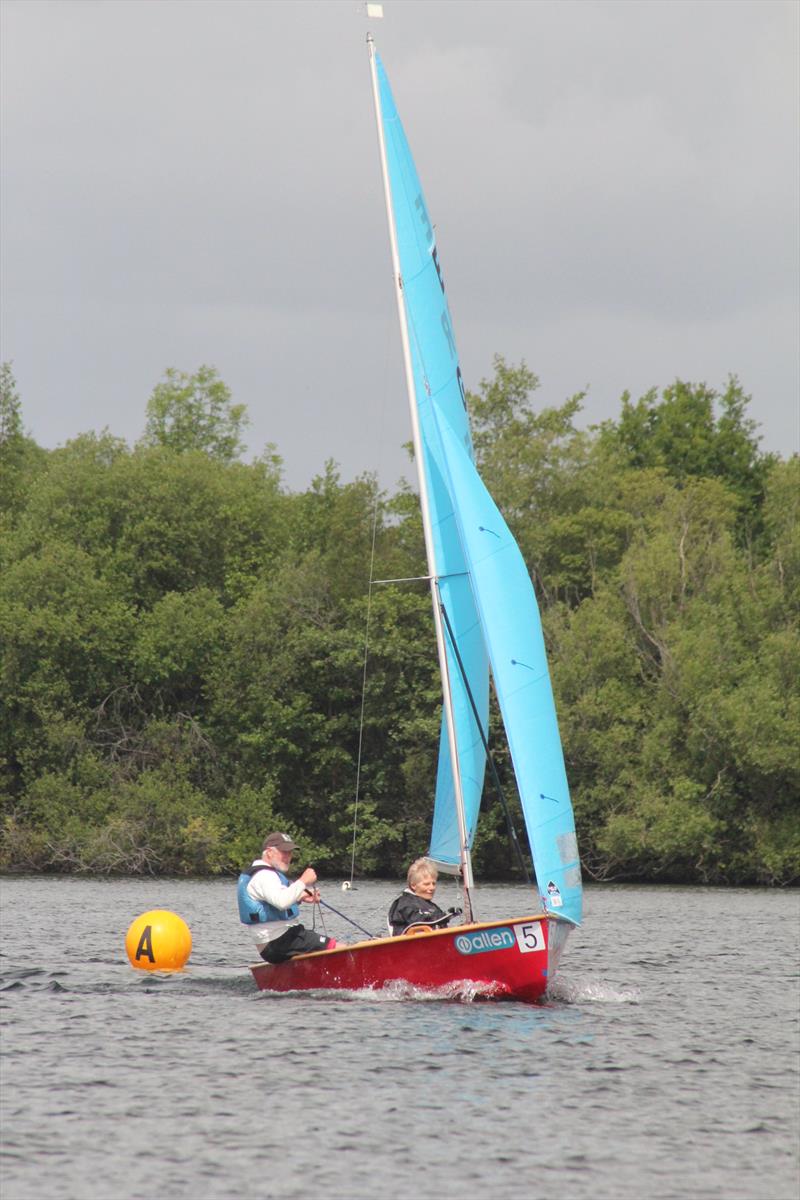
xmin=1 ymin=877 xmax=798 ymax=1200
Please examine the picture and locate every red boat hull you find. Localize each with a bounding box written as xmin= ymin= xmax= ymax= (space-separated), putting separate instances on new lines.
xmin=250 ymin=914 xmax=568 ymax=1003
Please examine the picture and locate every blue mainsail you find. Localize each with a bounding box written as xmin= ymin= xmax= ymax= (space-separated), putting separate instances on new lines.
xmin=375 ymin=49 xmax=582 ymax=925
xmin=375 ymin=53 xmax=489 ymax=867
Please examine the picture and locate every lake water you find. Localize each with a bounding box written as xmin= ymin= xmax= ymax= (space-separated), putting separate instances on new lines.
xmin=1 ymin=877 xmax=798 ymax=1200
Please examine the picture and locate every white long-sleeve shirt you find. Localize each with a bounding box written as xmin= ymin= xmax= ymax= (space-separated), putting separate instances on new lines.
xmin=246 ymin=860 xmax=309 ymax=947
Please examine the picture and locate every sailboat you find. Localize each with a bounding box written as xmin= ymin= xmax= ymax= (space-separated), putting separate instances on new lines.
xmin=250 ymin=36 xmax=582 ymax=1003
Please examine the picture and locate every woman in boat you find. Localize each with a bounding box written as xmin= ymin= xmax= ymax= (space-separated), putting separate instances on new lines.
xmin=388 ymin=858 xmax=452 ymax=936
xmin=237 ymin=831 xmax=337 ymax=963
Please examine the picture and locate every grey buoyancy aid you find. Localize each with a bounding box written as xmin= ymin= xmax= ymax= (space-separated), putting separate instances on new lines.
xmin=236 ymin=864 xmax=301 ymax=925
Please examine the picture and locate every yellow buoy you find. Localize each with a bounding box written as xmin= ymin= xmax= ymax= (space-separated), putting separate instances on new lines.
xmin=125 ymin=910 xmax=192 ymax=971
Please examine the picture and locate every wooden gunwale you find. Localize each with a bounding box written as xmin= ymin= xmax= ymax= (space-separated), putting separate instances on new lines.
xmin=249 ymin=911 xmax=556 ymax=966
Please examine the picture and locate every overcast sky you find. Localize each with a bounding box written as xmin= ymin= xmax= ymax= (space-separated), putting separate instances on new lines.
xmin=2 ymin=0 xmax=798 ymax=490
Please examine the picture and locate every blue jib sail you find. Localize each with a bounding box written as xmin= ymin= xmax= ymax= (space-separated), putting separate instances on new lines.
xmin=431 ymin=412 xmax=583 ymax=927
xmin=376 ymin=53 xmax=489 ymax=868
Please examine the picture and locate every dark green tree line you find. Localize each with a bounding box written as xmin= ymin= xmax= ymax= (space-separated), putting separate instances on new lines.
xmin=0 ymin=361 xmax=796 ymax=883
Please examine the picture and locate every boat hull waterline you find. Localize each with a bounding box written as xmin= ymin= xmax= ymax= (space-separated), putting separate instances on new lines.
xmin=249 ymin=914 xmax=568 ymax=1003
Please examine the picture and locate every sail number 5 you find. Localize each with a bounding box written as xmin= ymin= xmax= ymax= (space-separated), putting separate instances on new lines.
xmin=514 ymin=922 xmax=544 ymax=954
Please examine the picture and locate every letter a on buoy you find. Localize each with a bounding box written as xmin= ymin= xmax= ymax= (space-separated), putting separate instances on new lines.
xmin=125 ymin=910 xmax=192 ymax=972
xmin=135 ymin=925 xmax=155 ymax=963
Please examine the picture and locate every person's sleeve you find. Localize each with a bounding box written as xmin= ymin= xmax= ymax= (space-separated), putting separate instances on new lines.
xmin=388 ymin=894 xmax=410 ymax=934
xmin=390 ymin=893 xmax=423 ymax=934
xmin=249 ymin=871 xmax=307 ymax=911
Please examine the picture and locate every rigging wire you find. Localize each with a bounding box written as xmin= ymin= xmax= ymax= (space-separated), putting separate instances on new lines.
xmin=348 ymin=517 xmax=378 ymax=888
xmin=347 ymin=316 xmax=395 ymax=887
xmin=346 ymin=256 xmax=449 ymax=888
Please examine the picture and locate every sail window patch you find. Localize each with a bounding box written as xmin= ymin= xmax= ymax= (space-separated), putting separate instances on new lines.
xmin=557 ymin=831 xmax=579 ymax=863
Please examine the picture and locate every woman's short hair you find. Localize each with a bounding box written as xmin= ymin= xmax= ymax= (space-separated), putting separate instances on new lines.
xmin=407 ymin=857 xmax=438 ymax=888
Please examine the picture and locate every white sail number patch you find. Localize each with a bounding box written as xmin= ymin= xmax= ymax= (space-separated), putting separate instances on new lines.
xmin=514 ymin=921 xmax=544 ymax=954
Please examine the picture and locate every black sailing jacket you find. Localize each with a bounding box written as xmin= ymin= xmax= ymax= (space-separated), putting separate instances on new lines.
xmin=388 ymin=889 xmax=451 ymax=936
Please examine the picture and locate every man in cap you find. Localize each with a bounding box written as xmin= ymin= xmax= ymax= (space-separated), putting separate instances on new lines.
xmin=237 ymin=832 xmax=337 ymax=962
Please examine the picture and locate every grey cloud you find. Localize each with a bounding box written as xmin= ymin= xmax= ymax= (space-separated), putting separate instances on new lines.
xmin=1 ymin=0 xmax=797 ymax=490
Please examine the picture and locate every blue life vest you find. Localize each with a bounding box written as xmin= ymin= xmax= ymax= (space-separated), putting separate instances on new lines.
xmin=237 ymin=864 xmax=301 ymax=926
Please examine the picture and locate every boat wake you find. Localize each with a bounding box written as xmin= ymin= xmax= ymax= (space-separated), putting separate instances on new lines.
xmin=367 ymin=978 xmax=508 ymax=1003
xmin=549 ymin=975 xmax=641 ymax=1004
xmin=256 ymin=978 xmax=510 ymax=1004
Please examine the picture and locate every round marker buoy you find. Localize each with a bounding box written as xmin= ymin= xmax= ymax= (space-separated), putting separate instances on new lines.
xmin=125 ymin=910 xmax=192 ymax=972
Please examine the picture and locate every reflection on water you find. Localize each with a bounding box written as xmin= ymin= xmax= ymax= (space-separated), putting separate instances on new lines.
xmin=1 ymin=877 xmax=798 ymax=1200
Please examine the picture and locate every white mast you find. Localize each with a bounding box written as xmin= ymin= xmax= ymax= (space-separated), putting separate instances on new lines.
xmin=366 ymin=35 xmax=475 ymax=916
